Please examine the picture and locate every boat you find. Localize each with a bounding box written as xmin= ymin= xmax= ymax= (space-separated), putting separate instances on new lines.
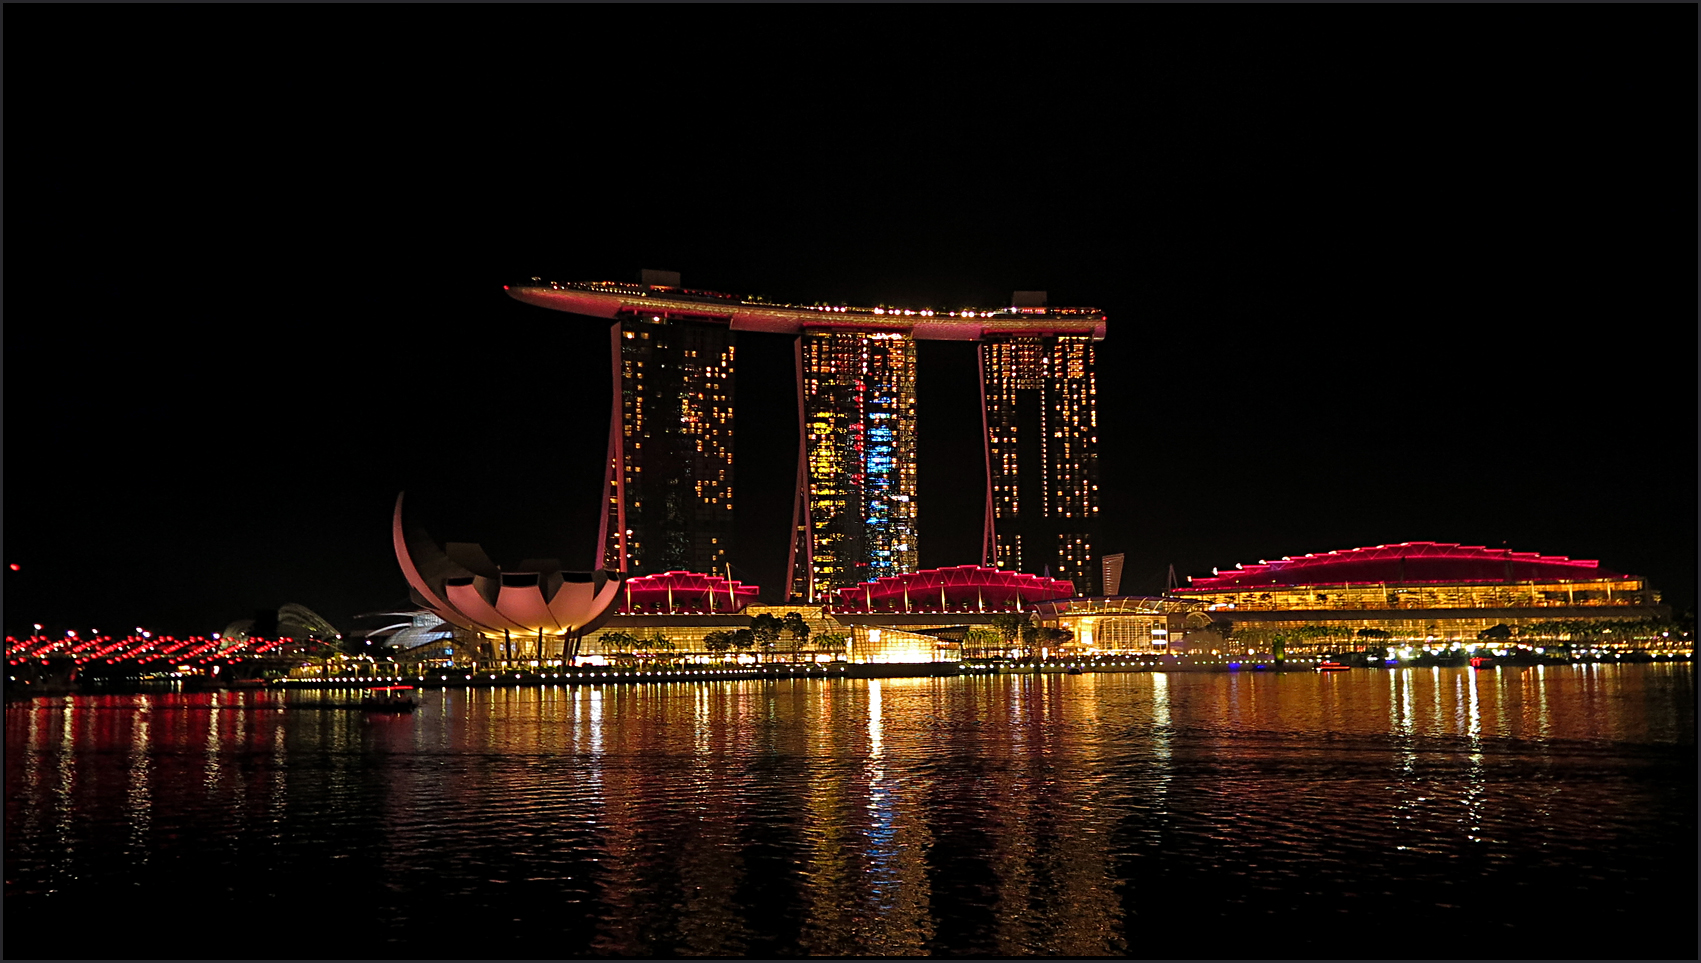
xmin=1317 ymin=660 xmax=1351 ymax=672
xmin=360 ymin=685 xmax=418 ymax=713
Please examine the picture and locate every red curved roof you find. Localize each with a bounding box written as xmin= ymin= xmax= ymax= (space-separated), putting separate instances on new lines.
xmin=617 ymin=571 xmax=760 ymax=613
xmin=834 ymin=565 xmax=1075 ymax=612
xmin=1179 ymin=542 xmax=1626 ymax=591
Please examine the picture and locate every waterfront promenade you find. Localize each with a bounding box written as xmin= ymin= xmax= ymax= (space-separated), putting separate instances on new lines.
xmin=273 ymin=650 xmax=1689 ymax=689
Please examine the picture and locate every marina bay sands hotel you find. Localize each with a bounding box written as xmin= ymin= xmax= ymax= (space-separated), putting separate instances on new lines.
xmin=507 ymin=272 xmax=1105 ymax=602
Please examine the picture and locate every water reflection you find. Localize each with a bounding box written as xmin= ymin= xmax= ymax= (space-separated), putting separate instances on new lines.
xmin=126 ymin=701 xmax=150 ymax=866
xmin=5 ymin=666 xmax=1695 ymax=959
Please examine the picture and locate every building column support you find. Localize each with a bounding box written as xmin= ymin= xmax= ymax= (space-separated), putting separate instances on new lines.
xmin=606 ymin=320 xmax=629 ymax=573
xmin=785 ymin=334 xmax=813 ymax=602
xmin=978 ymin=343 xmax=997 ymax=568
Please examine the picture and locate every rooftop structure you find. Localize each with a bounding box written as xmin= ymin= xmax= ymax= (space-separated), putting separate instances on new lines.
xmin=1182 ymin=542 xmax=1629 ymax=591
xmin=616 ymin=570 xmax=759 ymax=614
xmin=832 ymin=564 xmax=1075 ymax=614
xmin=352 ymin=610 xmax=456 ymax=654
xmin=505 ymin=280 xmax=1107 ymax=340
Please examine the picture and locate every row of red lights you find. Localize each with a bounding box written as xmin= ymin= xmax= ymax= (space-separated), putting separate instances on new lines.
xmin=6 ymin=633 xmax=304 ymax=665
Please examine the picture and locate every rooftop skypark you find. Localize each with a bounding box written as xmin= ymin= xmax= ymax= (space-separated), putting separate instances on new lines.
xmin=506 ymin=279 xmax=1108 ymax=340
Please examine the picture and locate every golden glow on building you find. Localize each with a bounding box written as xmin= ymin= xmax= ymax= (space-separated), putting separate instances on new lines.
xmin=851 ymin=625 xmax=953 ymax=665
xmin=1173 ymin=543 xmax=1674 ymax=652
xmin=1031 ymin=597 xmax=1203 ymax=656
xmin=796 ymin=330 xmax=919 ymax=601
xmin=1180 ymin=578 xmax=1658 ymax=612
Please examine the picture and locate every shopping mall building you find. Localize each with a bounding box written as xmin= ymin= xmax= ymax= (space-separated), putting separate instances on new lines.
xmin=1168 ymin=542 xmax=1674 ymax=653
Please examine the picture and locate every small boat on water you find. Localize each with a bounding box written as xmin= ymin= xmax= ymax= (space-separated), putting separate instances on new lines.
xmin=361 ymin=685 xmax=418 ymax=713
xmin=1317 ymin=660 xmax=1351 ymax=672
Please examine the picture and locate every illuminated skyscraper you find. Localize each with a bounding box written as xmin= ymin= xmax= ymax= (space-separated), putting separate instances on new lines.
xmin=607 ymin=313 xmax=736 ymax=575
xmin=508 ymin=280 xmax=1106 ymax=601
xmin=981 ymin=293 xmax=1101 ymax=596
xmin=791 ymin=330 xmax=919 ymax=602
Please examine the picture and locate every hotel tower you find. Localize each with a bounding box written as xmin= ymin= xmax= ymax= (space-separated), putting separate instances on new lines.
xmin=611 ymin=310 xmax=736 ymax=576
xmin=507 ymin=277 xmax=1105 ymax=600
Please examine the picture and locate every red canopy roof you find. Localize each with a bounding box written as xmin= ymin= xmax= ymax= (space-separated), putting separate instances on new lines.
xmin=834 ymin=565 xmax=1075 ymax=612
xmin=1179 ymin=542 xmax=1625 ymax=591
xmin=617 ymin=571 xmax=760 ymax=613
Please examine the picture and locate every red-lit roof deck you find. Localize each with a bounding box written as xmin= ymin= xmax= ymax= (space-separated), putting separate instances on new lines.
xmin=832 ymin=565 xmax=1076 ymax=613
xmin=1177 ymin=542 xmax=1630 ymax=591
xmin=617 ymin=571 xmax=760 ymax=614
xmin=507 ymin=280 xmax=1107 ymax=341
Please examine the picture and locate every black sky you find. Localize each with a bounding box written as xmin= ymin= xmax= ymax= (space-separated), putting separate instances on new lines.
xmin=7 ymin=10 xmax=1695 ymax=637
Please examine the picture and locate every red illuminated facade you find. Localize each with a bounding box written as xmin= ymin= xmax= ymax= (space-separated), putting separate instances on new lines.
xmin=616 ymin=570 xmax=759 ymax=614
xmin=832 ymin=565 xmax=1075 ymax=614
xmin=1180 ymin=542 xmax=1629 ymax=591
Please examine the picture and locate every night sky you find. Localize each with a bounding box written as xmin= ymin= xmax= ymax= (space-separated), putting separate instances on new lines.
xmin=8 ymin=11 xmax=1693 ymax=638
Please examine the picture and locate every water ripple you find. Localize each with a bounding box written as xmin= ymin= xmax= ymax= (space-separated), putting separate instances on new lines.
xmin=6 ymin=666 xmax=1693 ymax=958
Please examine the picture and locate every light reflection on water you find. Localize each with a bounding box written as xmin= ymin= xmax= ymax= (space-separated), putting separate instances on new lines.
xmin=6 ymin=664 xmax=1694 ymax=958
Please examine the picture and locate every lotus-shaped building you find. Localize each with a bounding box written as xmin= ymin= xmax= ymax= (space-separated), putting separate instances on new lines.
xmin=392 ymin=493 xmax=622 ymax=663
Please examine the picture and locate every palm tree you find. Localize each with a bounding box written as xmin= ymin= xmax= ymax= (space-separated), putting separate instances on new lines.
xmin=814 ymin=632 xmax=849 ymax=661
xmin=600 ymin=630 xmax=637 ymax=660
xmin=963 ymin=627 xmax=1002 ymax=660
xmin=990 ymin=613 xmax=1029 ymax=655
xmin=642 ymin=632 xmax=674 ymax=666
xmin=1019 ymin=620 xmax=1043 ymax=661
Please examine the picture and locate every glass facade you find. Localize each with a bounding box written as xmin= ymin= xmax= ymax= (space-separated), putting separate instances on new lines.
xmin=849 ymin=624 xmax=955 ymax=664
xmin=1180 ymin=578 xmax=1659 ymax=612
xmin=983 ymin=335 xmax=1100 ymax=594
xmin=1032 ymin=598 xmax=1203 ymax=656
xmin=795 ymin=330 xmax=918 ymax=601
xmin=1173 ymin=559 xmax=1672 ymax=651
xmin=608 ymin=314 xmax=736 ymax=576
